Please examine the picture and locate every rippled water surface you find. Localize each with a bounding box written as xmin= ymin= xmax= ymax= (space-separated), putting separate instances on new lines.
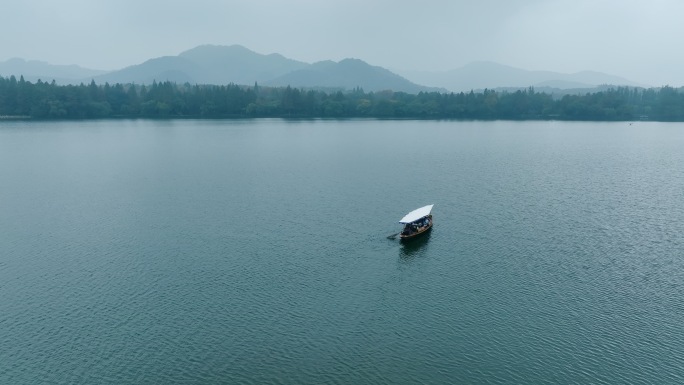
xmin=1 ymin=119 xmax=684 ymax=384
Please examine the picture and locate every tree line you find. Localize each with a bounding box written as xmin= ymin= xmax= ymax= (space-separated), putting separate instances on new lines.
xmin=1 ymin=75 xmax=683 ymax=121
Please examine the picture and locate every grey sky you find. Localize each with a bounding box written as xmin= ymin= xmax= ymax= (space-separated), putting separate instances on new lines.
xmin=2 ymin=0 xmax=683 ymax=86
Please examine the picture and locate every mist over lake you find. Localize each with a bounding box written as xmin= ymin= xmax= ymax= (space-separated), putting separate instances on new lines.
xmin=1 ymin=119 xmax=683 ymax=384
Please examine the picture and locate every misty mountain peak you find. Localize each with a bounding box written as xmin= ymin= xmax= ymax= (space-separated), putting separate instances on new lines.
xmin=338 ymin=58 xmax=374 ymax=68
xmin=180 ymin=44 xmax=252 ymax=56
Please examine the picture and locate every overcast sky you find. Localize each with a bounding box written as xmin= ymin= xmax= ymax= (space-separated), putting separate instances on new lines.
xmin=2 ymin=0 xmax=683 ymax=86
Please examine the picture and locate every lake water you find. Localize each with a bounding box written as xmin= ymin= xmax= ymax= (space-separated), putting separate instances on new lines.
xmin=1 ymin=119 xmax=684 ymax=384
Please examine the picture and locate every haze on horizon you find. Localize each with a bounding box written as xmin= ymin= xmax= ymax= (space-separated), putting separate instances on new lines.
xmin=2 ymin=0 xmax=683 ymax=87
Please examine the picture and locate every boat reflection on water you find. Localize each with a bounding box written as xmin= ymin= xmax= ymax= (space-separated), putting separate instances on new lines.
xmin=399 ymin=230 xmax=432 ymax=259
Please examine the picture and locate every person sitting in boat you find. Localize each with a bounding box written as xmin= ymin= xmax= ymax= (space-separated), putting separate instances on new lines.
xmin=401 ymin=224 xmax=412 ymax=235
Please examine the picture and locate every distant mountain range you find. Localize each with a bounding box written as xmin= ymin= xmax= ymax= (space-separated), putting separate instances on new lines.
xmin=0 ymin=58 xmax=107 ymax=84
xmin=397 ymin=61 xmax=648 ymax=92
xmin=0 ymin=45 xmax=648 ymax=94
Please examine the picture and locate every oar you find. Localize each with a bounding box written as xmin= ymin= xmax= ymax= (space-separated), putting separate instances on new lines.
xmin=387 ymin=232 xmax=400 ymax=239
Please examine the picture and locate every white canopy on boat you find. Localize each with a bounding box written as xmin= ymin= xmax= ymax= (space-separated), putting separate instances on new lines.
xmin=399 ymin=204 xmax=434 ymax=224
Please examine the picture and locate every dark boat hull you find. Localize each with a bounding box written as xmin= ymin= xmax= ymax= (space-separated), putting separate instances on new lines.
xmin=399 ymin=223 xmax=433 ymax=241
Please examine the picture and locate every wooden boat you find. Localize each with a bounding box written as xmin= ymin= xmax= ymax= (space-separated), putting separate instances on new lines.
xmin=399 ymin=204 xmax=434 ymax=241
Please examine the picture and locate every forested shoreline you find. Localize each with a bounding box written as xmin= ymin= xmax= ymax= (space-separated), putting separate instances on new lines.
xmin=2 ymin=75 xmax=684 ymax=121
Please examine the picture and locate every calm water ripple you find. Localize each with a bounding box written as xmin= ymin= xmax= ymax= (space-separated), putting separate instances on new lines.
xmin=1 ymin=119 xmax=684 ymax=384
